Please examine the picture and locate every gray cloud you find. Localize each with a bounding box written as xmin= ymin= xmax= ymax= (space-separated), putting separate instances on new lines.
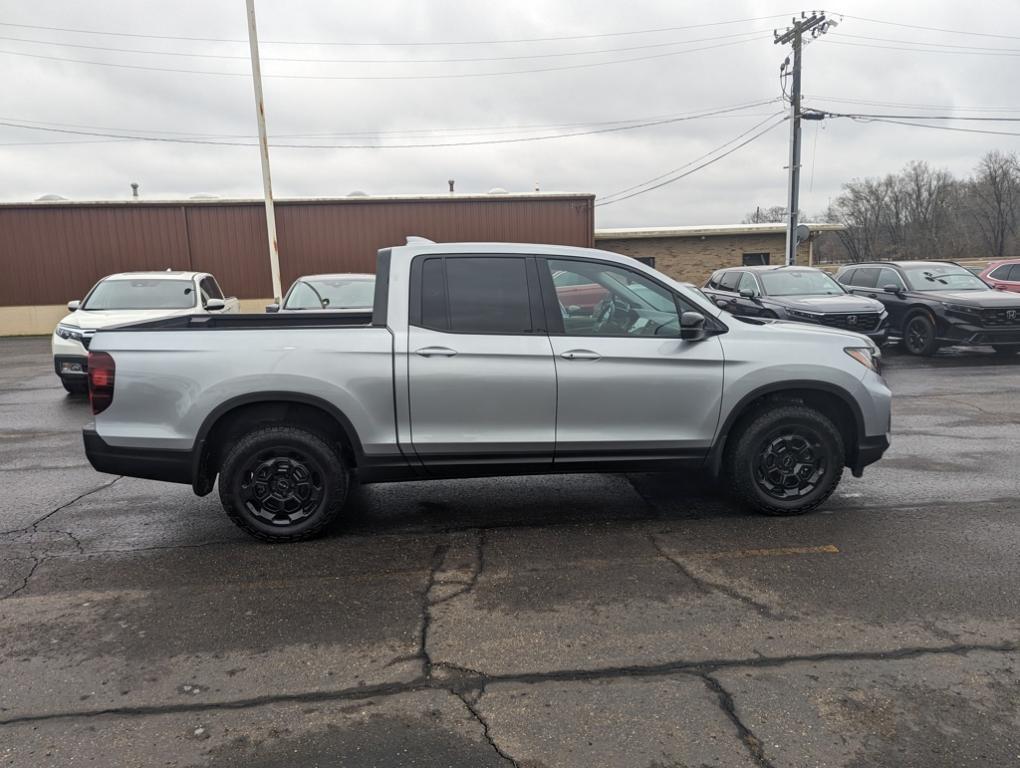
xmin=2 ymin=0 xmax=1018 ymax=228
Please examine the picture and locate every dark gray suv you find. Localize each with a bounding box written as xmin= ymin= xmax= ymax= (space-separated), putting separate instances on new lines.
xmin=703 ymin=266 xmax=888 ymax=342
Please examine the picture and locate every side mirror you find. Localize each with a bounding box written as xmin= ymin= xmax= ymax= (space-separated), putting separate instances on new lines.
xmin=739 ymin=289 xmax=758 ymax=301
xmin=205 ymin=298 xmax=226 ymax=311
xmin=994 ymin=283 xmax=1007 ymax=290
xmin=882 ymin=284 xmax=902 ymax=295
xmin=265 ymin=303 xmax=281 ymax=313
xmin=67 ymin=300 xmax=81 ymax=311
xmin=680 ymin=311 xmax=708 ymax=341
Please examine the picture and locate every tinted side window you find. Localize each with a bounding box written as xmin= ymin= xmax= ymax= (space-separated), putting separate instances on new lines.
xmin=199 ymin=277 xmax=223 ymax=303
xmin=738 ymin=272 xmax=758 ymax=295
xmin=877 ymin=268 xmax=904 ymax=290
xmin=719 ymin=272 xmax=742 ymax=291
xmin=853 ymin=268 xmax=880 ymax=289
xmin=445 ymin=257 xmax=533 ymax=334
xmin=837 ymin=268 xmax=856 ymax=285
xmin=420 ymin=258 xmax=448 ymax=330
xmin=1010 ymin=264 xmax=1020 ymax=281
xmin=989 ymin=265 xmax=1011 ymax=280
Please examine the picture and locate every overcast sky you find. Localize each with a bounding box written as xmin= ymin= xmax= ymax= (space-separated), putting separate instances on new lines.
xmin=2 ymin=0 xmax=1019 ymax=227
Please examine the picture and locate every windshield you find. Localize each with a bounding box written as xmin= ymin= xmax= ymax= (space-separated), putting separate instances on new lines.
xmin=284 ymin=278 xmax=375 ymax=310
xmin=82 ymin=279 xmax=196 ymax=310
xmin=760 ymin=270 xmax=845 ymax=297
xmin=902 ymin=266 xmax=989 ymax=292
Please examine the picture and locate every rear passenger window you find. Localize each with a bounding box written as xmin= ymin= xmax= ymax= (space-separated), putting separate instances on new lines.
xmin=418 ymin=257 xmax=533 ymax=334
xmin=1010 ymin=265 xmax=1020 ymax=281
xmin=420 ymin=258 xmax=448 ymax=329
xmin=719 ymin=272 xmax=742 ymax=292
xmin=852 ymin=268 xmax=880 ymax=289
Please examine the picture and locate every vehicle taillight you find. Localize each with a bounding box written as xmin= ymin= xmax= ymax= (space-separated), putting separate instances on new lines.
xmin=88 ymin=351 xmax=115 ymax=415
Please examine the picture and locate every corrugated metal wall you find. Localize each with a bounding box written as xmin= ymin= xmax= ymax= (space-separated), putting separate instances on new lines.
xmin=0 ymin=195 xmax=594 ymax=305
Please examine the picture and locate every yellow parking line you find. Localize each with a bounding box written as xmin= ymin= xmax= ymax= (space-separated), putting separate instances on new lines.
xmin=689 ymin=544 xmax=840 ymax=560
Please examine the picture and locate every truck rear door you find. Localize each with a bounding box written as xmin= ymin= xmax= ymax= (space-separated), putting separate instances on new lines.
xmin=406 ymin=255 xmax=556 ymax=468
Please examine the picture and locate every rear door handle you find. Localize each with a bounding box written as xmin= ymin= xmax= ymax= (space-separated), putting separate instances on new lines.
xmin=415 ymin=346 xmax=458 ymax=357
xmin=560 ymin=349 xmax=601 ymax=360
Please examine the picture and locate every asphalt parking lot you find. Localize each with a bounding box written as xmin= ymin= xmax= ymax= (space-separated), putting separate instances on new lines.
xmin=1 ymin=336 xmax=1018 ymax=767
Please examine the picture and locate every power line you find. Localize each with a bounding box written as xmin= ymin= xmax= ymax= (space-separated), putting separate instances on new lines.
xmin=0 ymin=36 xmax=762 ymax=79
xmin=836 ymin=13 xmax=1020 ymax=42
xmin=823 ymin=38 xmax=1020 ymax=57
xmin=0 ymin=102 xmax=780 ymax=149
xmin=832 ymin=31 xmax=1020 ymax=53
xmin=817 ymin=113 xmax=1020 ymax=138
xmin=0 ymin=14 xmax=793 ymax=47
xmin=809 ymin=110 xmax=1020 ymax=122
xmin=597 ymin=112 xmax=786 ymax=202
xmin=0 ymin=100 xmax=775 ymax=143
xmin=0 ymin=28 xmax=768 ymax=63
xmin=595 ymin=116 xmax=788 ymax=207
xmin=805 ymin=95 xmax=1020 ymax=113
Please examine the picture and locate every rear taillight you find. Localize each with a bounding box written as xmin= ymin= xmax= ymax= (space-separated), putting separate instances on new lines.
xmin=88 ymin=351 xmax=115 ymax=415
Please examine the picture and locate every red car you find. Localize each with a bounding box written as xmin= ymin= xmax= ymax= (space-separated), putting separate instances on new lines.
xmin=980 ymin=259 xmax=1020 ymax=293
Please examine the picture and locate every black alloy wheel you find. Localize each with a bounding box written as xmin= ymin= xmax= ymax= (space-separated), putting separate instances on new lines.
xmin=239 ymin=449 xmax=325 ymax=526
xmin=755 ymin=429 xmax=826 ymax=500
xmin=219 ymin=425 xmax=348 ymax=542
xmin=903 ymin=313 xmax=938 ymax=356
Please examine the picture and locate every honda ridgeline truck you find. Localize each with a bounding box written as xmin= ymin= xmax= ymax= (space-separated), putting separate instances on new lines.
xmin=83 ymin=240 xmax=891 ymax=542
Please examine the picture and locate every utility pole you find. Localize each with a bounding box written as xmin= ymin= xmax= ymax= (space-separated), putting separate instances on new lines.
xmin=774 ymin=11 xmax=836 ymax=265
xmin=245 ymin=0 xmax=283 ymax=302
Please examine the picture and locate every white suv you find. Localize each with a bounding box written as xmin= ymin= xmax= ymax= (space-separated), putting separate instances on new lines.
xmin=53 ymin=271 xmax=238 ymax=394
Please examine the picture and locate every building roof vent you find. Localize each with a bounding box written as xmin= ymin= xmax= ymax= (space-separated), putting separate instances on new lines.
xmin=35 ymin=193 xmax=68 ymax=202
xmin=488 ymin=187 xmax=508 ymax=195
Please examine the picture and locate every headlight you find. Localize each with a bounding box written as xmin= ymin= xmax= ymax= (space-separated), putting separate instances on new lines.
xmin=787 ymin=308 xmax=823 ymax=320
xmin=939 ymin=302 xmax=978 ymax=315
xmin=845 ymin=346 xmax=881 ymax=373
xmin=56 ymin=323 xmax=86 ymax=342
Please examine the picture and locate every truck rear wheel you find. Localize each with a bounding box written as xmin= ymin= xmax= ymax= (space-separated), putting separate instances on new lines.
xmin=726 ymin=404 xmax=844 ymax=516
xmin=218 ymin=425 xmax=349 ymax=542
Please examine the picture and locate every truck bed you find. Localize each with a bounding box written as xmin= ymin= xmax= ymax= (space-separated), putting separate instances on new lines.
xmin=101 ymin=311 xmax=375 ymax=333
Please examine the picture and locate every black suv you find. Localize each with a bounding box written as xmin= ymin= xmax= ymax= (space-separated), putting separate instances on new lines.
xmin=835 ymin=260 xmax=1020 ymax=356
xmin=703 ymin=266 xmax=888 ymax=342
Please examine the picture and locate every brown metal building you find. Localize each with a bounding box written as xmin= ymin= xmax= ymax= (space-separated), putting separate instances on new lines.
xmin=0 ymin=192 xmax=594 ymax=309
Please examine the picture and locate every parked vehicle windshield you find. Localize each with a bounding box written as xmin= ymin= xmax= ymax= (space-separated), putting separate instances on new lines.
xmin=760 ymin=270 xmax=845 ymax=296
xmin=82 ymin=279 xmax=196 ymax=310
xmin=902 ymin=266 xmax=989 ymax=292
xmin=284 ymin=278 xmax=375 ymax=310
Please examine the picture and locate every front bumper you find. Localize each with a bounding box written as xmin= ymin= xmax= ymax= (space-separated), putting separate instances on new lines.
xmin=53 ymin=354 xmax=88 ymax=378
xmin=935 ymin=315 xmax=1020 ymax=347
xmin=83 ymin=428 xmax=193 ymax=485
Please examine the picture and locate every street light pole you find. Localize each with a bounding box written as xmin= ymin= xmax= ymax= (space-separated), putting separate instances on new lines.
xmin=245 ymin=0 xmax=283 ymax=302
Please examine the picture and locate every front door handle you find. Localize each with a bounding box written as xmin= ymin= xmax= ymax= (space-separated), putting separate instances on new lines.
xmin=415 ymin=346 xmax=458 ymax=357
xmin=560 ymin=349 xmax=601 ymax=361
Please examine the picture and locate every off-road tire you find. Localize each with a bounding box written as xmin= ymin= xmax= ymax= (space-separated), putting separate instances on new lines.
xmin=219 ymin=425 xmax=348 ymax=543
xmin=726 ymin=404 xmax=845 ymax=516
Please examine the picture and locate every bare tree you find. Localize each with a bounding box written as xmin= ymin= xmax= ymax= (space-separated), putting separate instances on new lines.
xmin=743 ymin=205 xmax=793 ymax=224
xmin=968 ymin=150 xmax=1019 ymax=259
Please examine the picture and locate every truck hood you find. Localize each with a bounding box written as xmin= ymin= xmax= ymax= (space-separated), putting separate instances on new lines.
xmin=771 ymin=294 xmax=885 ymax=313
xmin=732 ymin=315 xmax=874 ymax=346
xmin=58 ymin=307 xmax=198 ymax=330
xmin=923 ymin=290 xmax=1020 ymax=307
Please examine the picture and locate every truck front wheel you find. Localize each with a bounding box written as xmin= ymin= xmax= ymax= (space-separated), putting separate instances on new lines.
xmin=218 ymin=425 xmax=349 ymax=542
xmin=726 ymin=404 xmax=845 ymax=516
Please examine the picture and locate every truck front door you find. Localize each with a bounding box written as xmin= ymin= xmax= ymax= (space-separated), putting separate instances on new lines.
xmin=407 ymin=255 xmax=556 ymax=469
xmin=540 ymin=258 xmax=725 ymax=465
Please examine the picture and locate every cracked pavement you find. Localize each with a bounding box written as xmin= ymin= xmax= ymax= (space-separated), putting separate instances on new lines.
xmin=1 ymin=336 xmax=1019 ymax=767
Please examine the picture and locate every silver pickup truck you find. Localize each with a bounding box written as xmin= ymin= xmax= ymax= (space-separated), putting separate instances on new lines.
xmin=83 ymin=240 xmax=891 ymax=542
